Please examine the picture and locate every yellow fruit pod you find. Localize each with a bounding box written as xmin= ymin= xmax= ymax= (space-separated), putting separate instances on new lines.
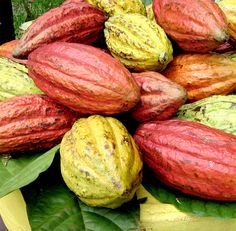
xmin=60 ymin=115 xmax=143 ymax=209
xmin=0 ymin=57 xmax=42 ymax=101
xmin=218 ymin=0 xmax=236 ymax=42
xmin=146 ymin=3 xmax=155 ymax=22
xmin=137 ymin=185 xmax=236 ymax=231
xmin=104 ymin=13 xmax=173 ymax=72
xmin=86 ymin=0 xmax=146 ymax=16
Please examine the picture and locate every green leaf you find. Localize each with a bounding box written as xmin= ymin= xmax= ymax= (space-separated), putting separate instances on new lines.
xmin=0 ymin=145 xmax=59 ymax=198
xmin=143 ymin=0 xmax=152 ymax=5
xmin=22 ymin=180 xmax=140 ymax=231
xmin=143 ymin=168 xmax=236 ymax=218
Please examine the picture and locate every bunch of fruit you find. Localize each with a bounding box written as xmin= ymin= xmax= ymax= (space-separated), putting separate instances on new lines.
xmin=0 ymin=0 xmax=236 ymax=214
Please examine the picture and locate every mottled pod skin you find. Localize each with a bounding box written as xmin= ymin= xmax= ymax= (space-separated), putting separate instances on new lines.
xmin=104 ymin=13 xmax=173 ymax=72
xmin=218 ymin=0 xmax=236 ymax=43
xmin=134 ymin=119 xmax=236 ymax=201
xmin=0 ymin=57 xmax=42 ymax=101
xmin=27 ymin=42 xmax=140 ymax=115
xmin=153 ymin=0 xmax=229 ymax=52
xmin=131 ymin=72 xmax=187 ymax=122
xmin=0 ymin=94 xmax=78 ymax=154
xmin=163 ymin=53 xmax=236 ymax=101
xmin=12 ymin=2 xmax=106 ymax=58
xmin=86 ymin=0 xmax=146 ymax=17
xmin=60 ymin=115 xmax=143 ymax=208
xmin=175 ymin=95 xmax=236 ymax=135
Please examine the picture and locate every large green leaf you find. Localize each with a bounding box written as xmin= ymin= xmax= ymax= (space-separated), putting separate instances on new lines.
xmin=0 ymin=145 xmax=59 ymax=198
xmin=143 ymin=168 xmax=236 ymax=218
xmin=22 ymin=178 xmax=140 ymax=231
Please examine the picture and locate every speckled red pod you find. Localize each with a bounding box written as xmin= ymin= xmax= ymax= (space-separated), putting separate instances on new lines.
xmin=153 ymin=0 xmax=228 ymax=52
xmin=134 ymin=119 xmax=236 ymax=201
xmin=131 ymin=72 xmax=187 ymax=122
xmin=0 ymin=94 xmax=78 ymax=154
xmin=12 ymin=2 xmax=106 ymax=58
xmin=163 ymin=53 xmax=236 ymax=101
xmin=27 ymin=42 xmax=140 ymax=115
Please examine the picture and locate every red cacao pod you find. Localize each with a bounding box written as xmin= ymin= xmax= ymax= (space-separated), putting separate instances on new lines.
xmin=27 ymin=42 xmax=140 ymax=115
xmin=13 ymin=2 xmax=106 ymax=58
xmin=153 ymin=0 xmax=228 ymax=52
xmin=163 ymin=53 xmax=236 ymax=101
xmin=0 ymin=94 xmax=78 ymax=154
xmin=131 ymin=72 xmax=187 ymax=122
xmin=134 ymin=119 xmax=236 ymax=201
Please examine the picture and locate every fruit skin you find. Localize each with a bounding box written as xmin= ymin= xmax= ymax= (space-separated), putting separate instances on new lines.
xmin=153 ymin=0 xmax=228 ymax=52
xmin=218 ymin=0 xmax=236 ymax=43
xmin=28 ymin=42 xmax=140 ymax=115
xmin=131 ymin=72 xmax=187 ymax=122
xmin=134 ymin=119 xmax=236 ymax=201
xmin=175 ymin=95 xmax=236 ymax=135
xmin=60 ymin=115 xmax=143 ymax=208
xmin=12 ymin=2 xmax=106 ymax=58
xmin=163 ymin=53 xmax=236 ymax=101
xmin=0 ymin=57 xmax=42 ymax=101
xmin=0 ymin=94 xmax=78 ymax=154
xmin=86 ymin=0 xmax=146 ymax=17
xmin=104 ymin=13 xmax=173 ymax=72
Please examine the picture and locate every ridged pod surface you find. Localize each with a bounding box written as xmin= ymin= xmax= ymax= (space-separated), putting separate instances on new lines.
xmin=60 ymin=115 xmax=143 ymax=208
xmin=131 ymin=72 xmax=187 ymax=122
xmin=0 ymin=94 xmax=78 ymax=154
xmin=175 ymin=95 xmax=236 ymax=135
xmin=153 ymin=0 xmax=228 ymax=52
xmin=0 ymin=57 xmax=42 ymax=101
xmin=134 ymin=119 xmax=236 ymax=201
xmin=28 ymin=42 xmax=140 ymax=115
xmin=86 ymin=0 xmax=146 ymax=17
xmin=13 ymin=2 xmax=106 ymax=58
xmin=104 ymin=13 xmax=173 ymax=72
xmin=218 ymin=0 xmax=236 ymax=42
xmin=163 ymin=53 xmax=236 ymax=101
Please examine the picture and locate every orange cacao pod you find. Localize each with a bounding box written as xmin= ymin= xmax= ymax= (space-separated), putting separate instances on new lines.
xmin=0 ymin=94 xmax=78 ymax=154
xmin=134 ymin=119 xmax=236 ymax=201
xmin=163 ymin=53 xmax=236 ymax=101
xmin=27 ymin=42 xmax=140 ymax=115
xmin=13 ymin=2 xmax=106 ymax=58
xmin=131 ymin=72 xmax=187 ymax=122
xmin=153 ymin=0 xmax=228 ymax=52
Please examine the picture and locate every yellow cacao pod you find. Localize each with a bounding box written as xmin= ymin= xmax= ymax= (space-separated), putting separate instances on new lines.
xmin=60 ymin=115 xmax=143 ymax=209
xmin=104 ymin=13 xmax=173 ymax=72
xmin=86 ymin=0 xmax=146 ymax=16
xmin=146 ymin=3 xmax=155 ymax=22
xmin=0 ymin=57 xmax=42 ymax=101
xmin=218 ymin=0 xmax=236 ymax=42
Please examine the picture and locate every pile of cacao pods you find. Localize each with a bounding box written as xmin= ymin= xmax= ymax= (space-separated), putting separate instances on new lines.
xmin=0 ymin=0 xmax=236 ymax=211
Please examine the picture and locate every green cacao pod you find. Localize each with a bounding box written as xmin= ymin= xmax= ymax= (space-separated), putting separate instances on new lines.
xmin=104 ymin=13 xmax=173 ymax=72
xmin=86 ymin=0 xmax=146 ymax=17
xmin=175 ymin=95 xmax=236 ymax=135
xmin=60 ymin=115 xmax=143 ymax=208
xmin=0 ymin=57 xmax=42 ymax=101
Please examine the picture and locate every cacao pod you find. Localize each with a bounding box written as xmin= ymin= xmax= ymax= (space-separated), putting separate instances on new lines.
xmin=131 ymin=72 xmax=187 ymax=122
xmin=0 ymin=94 xmax=78 ymax=154
xmin=134 ymin=119 xmax=236 ymax=201
xmin=153 ymin=0 xmax=228 ymax=52
xmin=104 ymin=13 xmax=173 ymax=72
xmin=28 ymin=42 xmax=140 ymax=115
xmin=146 ymin=4 xmax=155 ymax=22
xmin=0 ymin=40 xmax=27 ymax=65
xmin=218 ymin=0 xmax=236 ymax=43
xmin=175 ymin=95 xmax=236 ymax=135
xmin=213 ymin=42 xmax=236 ymax=53
xmin=12 ymin=2 xmax=106 ymax=58
xmin=86 ymin=0 xmax=146 ymax=17
xmin=60 ymin=115 xmax=143 ymax=208
xmin=0 ymin=57 xmax=42 ymax=101
xmin=163 ymin=53 xmax=236 ymax=101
